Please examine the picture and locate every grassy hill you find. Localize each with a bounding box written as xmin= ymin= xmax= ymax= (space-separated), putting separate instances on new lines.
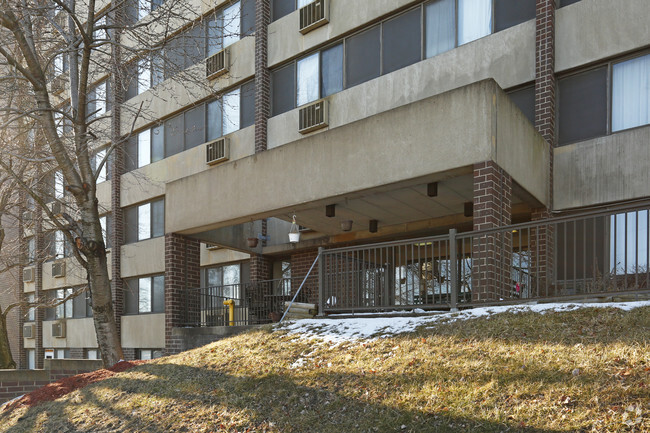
xmin=1 ymin=305 xmax=648 ymax=432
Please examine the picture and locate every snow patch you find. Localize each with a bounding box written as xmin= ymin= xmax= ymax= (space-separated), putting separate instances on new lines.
xmin=275 ymin=301 xmax=650 ymax=343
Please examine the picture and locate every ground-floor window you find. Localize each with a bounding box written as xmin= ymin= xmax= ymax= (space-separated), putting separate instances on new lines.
xmin=138 ymin=349 xmax=163 ymax=360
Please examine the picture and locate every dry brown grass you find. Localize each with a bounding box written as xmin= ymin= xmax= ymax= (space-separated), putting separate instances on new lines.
xmin=0 ymin=306 xmax=648 ymax=432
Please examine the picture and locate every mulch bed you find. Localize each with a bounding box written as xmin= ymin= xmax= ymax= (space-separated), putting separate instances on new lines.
xmin=3 ymin=360 xmax=148 ymax=412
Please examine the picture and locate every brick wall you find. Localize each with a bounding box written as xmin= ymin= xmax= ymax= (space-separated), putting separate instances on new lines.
xmin=0 ymin=359 xmax=103 ymax=404
xmin=254 ymin=0 xmax=271 ymax=153
xmin=291 ymin=250 xmax=320 ymax=304
xmin=472 ymin=161 xmax=513 ymax=301
xmin=164 ymin=234 xmax=201 ymax=355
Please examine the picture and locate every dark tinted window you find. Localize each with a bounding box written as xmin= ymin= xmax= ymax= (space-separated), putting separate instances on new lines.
xmin=207 ymin=99 xmax=223 ymax=140
xmin=125 ymin=136 xmax=138 ymax=172
xmin=272 ymin=0 xmax=294 ymax=21
xmin=494 ymin=0 xmax=536 ymax=32
xmin=241 ymin=0 xmax=256 ymax=36
xmin=346 ymin=26 xmax=380 ymax=88
xmin=559 ymin=0 xmax=581 ymax=7
xmin=382 ymin=9 xmax=422 ymax=75
xmin=73 ymin=289 xmax=87 ymax=318
xmin=321 ymin=44 xmax=343 ymax=97
xmin=124 ymin=205 xmax=138 ymax=244
xmin=240 ymin=81 xmax=255 ymax=128
xmin=151 ymin=199 xmax=165 ymax=238
xmin=164 ymin=35 xmax=184 ymax=79
xmin=152 ymin=124 xmax=164 ymax=162
xmin=558 ymin=67 xmax=608 ymax=145
xmin=152 ymin=275 xmax=165 ymax=313
xmin=165 ymin=114 xmax=184 ymax=156
xmin=271 ymin=63 xmax=295 ymax=115
xmin=184 ymin=104 xmax=206 ymax=149
xmin=124 ymin=279 xmax=138 ymax=315
xmin=184 ymin=24 xmax=206 ymax=68
xmin=507 ymin=85 xmax=535 ymax=125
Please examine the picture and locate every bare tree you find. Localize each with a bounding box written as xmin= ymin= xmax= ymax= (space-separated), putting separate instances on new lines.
xmin=0 ymin=0 xmax=247 ymax=367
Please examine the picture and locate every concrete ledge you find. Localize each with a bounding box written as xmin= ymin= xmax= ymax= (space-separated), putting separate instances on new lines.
xmin=171 ymin=325 xmax=262 ymax=352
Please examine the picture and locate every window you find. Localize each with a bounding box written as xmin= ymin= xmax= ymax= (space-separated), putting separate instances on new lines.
xmin=137 ymin=349 xmax=163 ymax=359
xmin=271 ymin=0 xmax=323 ymax=21
xmin=93 ymin=148 xmax=108 ymax=183
xmin=94 ymin=14 xmax=108 ymax=41
xmin=558 ymin=0 xmax=582 ymax=7
xmin=88 ymin=80 xmax=110 ymax=118
xmin=382 ymin=8 xmax=422 ymax=75
xmin=100 ymin=214 xmax=112 ymax=249
xmin=126 ymin=82 xmax=253 ymax=171
xmin=73 ymin=288 xmax=93 ymax=318
xmin=26 ymin=293 xmax=35 ymax=322
xmin=46 ymin=288 xmax=74 ymax=320
xmin=124 ymin=275 xmax=165 ymax=314
xmin=203 ymin=264 xmax=241 ymax=300
xmin=507 ymin=84 xmax=535 ymax=125
xmin=558 ymin=67 xmax=608 ymax=145
xmin=458 ymin=0 xmax=492 ymax=45
xmin=54 ymin=230 xmax=67 ymax=259
xmin=271 ymin=1 xmax=534 ymax=117
xmin=26 ymin=237 xmax=36 ymax=264
xmin=612 ymin=54 xmax=650 ymax=132
xmin=86 ymin=349 xmax=99 ymax=360
xmin=124 ymin=198 xmax=164 ymax=243
xmin=26 ymin=349 xmax=36 ymax=370
xmin=54 ymin=54 xmax=65 ymax=76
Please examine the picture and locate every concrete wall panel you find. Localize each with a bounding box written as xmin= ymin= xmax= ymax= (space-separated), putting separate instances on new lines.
xmin=121 ymin=237 xmax=165 ymax=278
xmin=121 ymin=313 xmax=166 ymax=348
xmin=554 ymin=126 xmax=650 ymax=210
xmin=556 ymin=0 xmax=650 ymax=73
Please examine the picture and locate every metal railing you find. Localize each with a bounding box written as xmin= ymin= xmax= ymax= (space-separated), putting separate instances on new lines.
xmin=321 ymin=201 xmax=650 ymax=313
xmin=183 ymin=278 xmax=311 ymax=326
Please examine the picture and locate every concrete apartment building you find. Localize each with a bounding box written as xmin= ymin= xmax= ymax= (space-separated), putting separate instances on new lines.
xmin=13 ymin=0 xmax=650 ymax=368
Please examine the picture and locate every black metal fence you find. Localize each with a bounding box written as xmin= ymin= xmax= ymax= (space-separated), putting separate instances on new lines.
xmin=320 ymin=202 xmax=650 ymax=313
xmin=183 ymin=278 xmax=310 ymax=326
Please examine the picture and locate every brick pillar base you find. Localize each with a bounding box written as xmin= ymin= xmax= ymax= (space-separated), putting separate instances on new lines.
xmin=472 ymin=161 xmax=513 ymax=301
xmin=530 ymin=207 xmax=555 ymax=297
xmin=164 ymin=234 xmax=200 ymax=355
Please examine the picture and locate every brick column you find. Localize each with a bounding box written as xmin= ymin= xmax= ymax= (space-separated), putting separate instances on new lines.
xmin=291 ymin=249 xmax=320 ymax=304
xmin=164 ymin=234 xmax=200 ymax=355
xmin=472 ymin=161 xmax=513 ymax=301
xmin=531 ymin=0 xmax=557 ymax=295
xmin=254 ymin=0 xmax=270 ymax=153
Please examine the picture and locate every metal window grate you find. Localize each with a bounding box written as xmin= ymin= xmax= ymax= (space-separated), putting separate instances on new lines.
xmin=23 ymin=267 xmax=34 ymax=283
xmin=52 ymin=262 xmax=66 ymax=278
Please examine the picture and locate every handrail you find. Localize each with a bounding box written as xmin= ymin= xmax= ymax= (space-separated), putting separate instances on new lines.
xmin=279 ymin=249 xmax=322 ymax=323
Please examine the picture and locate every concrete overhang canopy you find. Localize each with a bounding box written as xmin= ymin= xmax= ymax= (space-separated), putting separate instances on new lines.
xmin=165 ymin=79 xmax=550 ymax=237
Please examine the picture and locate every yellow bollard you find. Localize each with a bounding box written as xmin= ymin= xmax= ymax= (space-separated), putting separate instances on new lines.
xmin=223 ymin=299 xmax=235 ymax=326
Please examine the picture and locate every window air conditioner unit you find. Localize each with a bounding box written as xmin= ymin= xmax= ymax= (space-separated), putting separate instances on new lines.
xmin=23 ymin=323 xmax=35 ymax=339
xmin=23 ymin=267 xmax=35 ymax=283
xmin=206 ymin=138 xmax=229 ymax=165
xmin=52 ymin=261 xmax=66 ymax=278
xmin=299 ymin=0 xmax=329 ymax=34
xmin=50 ymin=201 xmax=63 ymax=215
xmin=52 ymin=321 xmax=66 ymax=338
xmin=206 ymin=48 xmax=229 ymax=79
xmin=298 ymin=99 xmax=329 ymax=134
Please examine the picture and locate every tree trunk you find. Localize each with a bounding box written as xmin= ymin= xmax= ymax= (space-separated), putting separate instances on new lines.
xmin=79 ymin=201 xmax=123 ymax=367
xmin=0 ymin=311 xmax=17 ymax=369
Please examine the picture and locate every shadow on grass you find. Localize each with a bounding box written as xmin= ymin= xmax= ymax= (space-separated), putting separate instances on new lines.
xmin=3 ymin=362 xmax=574 ymax=433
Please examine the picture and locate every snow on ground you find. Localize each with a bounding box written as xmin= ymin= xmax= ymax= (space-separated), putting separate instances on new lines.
xmin=275 ymin=300 xmax=650 ymax=344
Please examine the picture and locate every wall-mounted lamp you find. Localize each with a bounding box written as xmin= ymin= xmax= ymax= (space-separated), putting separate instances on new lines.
xmin=369 ymin=219 xmax=378 ymax=233
xmin=340 ymin=220 xmax=353 ymax=232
